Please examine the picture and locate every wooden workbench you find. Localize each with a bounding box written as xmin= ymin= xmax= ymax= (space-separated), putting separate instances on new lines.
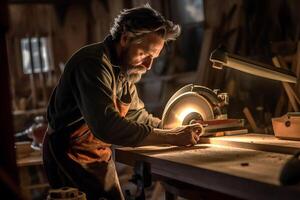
xmin=17 ymin=152 xmax=43 ymax=167
xmin=115 ymin=134 xmax=300 ymax=200
xmin=201 ymin=133 xmax=300 ymax=154
xmin=16 ymin=151 xmax=48 ymax=199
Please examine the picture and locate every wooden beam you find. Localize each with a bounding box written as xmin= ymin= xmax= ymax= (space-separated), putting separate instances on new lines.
xmin=37 ymin=37 xmax=48 ymax=106
xmin=0 ymin=1 xmax=22 ymax=199
xmin=28 ymin=37 xmax=38 ymax=108
xmin=195 ymin=28 xmax=214 ymax=85
xmin=272 ymin=57 xmax=299 ymax=112
xmin=243 ymin=107 xmax=259 ymax=133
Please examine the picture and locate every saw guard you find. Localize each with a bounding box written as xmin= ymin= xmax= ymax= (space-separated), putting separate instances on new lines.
xmin=161 ymin=84 xmax=227 ymax=129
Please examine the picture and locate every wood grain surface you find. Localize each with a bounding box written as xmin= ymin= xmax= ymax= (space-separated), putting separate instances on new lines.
xmin=116 ymin=134 xmax=300 ymax=200
xmin=201 ymin=133 xmax=300 ymax=154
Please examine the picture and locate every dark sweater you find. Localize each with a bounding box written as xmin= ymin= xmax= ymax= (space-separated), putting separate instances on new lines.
xmin=47 ymin=36 xmax=161 ymax=147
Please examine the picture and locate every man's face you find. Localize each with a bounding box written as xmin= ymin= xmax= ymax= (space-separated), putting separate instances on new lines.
xmin=120 ymin=33 xmax=165 ymax=83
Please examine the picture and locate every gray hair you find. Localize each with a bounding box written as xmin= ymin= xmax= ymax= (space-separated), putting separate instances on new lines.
xmin=110 ymin=4 xmax=181 ymax=42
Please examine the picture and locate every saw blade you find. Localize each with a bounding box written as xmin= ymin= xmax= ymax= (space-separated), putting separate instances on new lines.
xmin=161 ymin=92 xmax=214 ymax=129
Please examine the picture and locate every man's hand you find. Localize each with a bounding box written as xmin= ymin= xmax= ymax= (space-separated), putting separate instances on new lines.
xmin=137 ymin=123 xmax=202 ymax=147
xmin=160 ymin=124 xmax=203 ymax=146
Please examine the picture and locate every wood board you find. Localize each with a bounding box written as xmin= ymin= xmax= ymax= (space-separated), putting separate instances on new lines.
xmin=201 ymin=133 xmax=300 ymax=154
xmin=115 ymin=137 xmax=300 ymax=200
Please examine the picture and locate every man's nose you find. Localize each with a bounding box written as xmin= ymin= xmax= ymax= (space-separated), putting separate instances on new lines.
xmin=142 ymin=57 xmax=153 ymax=70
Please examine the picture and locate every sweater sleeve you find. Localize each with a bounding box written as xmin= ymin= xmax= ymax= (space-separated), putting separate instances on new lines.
xmin=70 ymin=58 xmax=152 ymax=147
xmin=125 ymin=83 xmax=161 ymax=128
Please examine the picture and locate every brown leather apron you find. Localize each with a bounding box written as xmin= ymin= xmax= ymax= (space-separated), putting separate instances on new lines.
xmin=67 ymin=85 xmax=131 ymax=164
xmin=43 ymin=76 xmax=131 ymax=200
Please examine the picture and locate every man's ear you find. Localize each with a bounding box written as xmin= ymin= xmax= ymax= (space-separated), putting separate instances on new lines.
xmin=120 ymin=32 xmax=129 ymax=47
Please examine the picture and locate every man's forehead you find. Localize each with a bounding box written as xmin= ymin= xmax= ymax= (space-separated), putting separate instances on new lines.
xmin=138 ymin=33 xmax=165 ymax=55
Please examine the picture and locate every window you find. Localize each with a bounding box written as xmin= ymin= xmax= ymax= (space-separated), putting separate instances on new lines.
xmin=20 ymin=37 xmax=51 ymax=74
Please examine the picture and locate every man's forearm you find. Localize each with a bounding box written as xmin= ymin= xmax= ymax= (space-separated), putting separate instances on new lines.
xmin=136 ymin=123 xmax=202 ymax=147
xmin=137 ymin=128 xmax=172 ymax=146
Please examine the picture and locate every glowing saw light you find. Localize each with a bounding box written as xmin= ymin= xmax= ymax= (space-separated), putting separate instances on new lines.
xmin=176 ymin=107 xmax=198 ymax=123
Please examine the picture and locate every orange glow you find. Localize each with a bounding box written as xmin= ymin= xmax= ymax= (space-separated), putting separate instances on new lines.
xmin=176 ymin=107 xmax=198 ymax=124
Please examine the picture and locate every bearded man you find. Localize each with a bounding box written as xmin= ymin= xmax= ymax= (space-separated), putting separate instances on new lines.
xmin=43 ymin=5 xmax=201 ymax=200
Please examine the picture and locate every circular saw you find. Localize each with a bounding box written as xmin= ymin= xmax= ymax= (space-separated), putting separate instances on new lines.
xmin=161 ymin=84 xmax=228 ymax=129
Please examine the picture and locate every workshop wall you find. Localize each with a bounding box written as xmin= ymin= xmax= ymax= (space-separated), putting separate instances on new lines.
xmin=198 ymin=0 xmax=300 ymax=133
xmin=3 ymin=0 xmax=300 ymax=199
xmin=6 ymin=0 xmax=300 ymax=133
xmin=6 ymin=1 xmax=122 ymax=131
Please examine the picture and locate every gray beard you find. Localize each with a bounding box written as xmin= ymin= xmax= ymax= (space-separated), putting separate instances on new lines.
xmin=120 ymin=46 xmax=146 ymax=83
xmin=126 ymin=72 xmax=142 ymax=83
xmin=125 ymin=65 xmax=146 ymax=83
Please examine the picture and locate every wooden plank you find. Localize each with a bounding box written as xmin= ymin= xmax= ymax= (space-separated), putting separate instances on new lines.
xmin=28 ymin=37 xmax=38 ymax=109
xmin=201 ymin=133 xmax=300 ymax=154
xmin=17 ymin=153 xmax=43 ymax=167
xmin=272 ymin=57 xmax=299 ymax=111
xmin=116 ymin=144 xmax=300 ymax=200
xmin=13 ymin=107 xmax=46 ymax=116
xmin=195 ymin=28 xmax=214 ymax=85
xmin=243 ymin=107 xmax=262 ymax=133
xmin=118 ymin=144 xmax=286 ymax=185
xmin=37 ymin=36 xmax=48 ymax=106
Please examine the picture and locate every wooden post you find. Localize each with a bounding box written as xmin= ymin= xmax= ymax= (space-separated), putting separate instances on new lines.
xmin=272 ymin=57 xmax=299 ymax=112
xmin=37 ymin=36 xmax=48 ymax=106
xmin=274 ymin=91 xmax=286 ymax=117
xmin=195 ymin=28 xmax=214 ymax=85
xmin=243 ymin=107 xmax=259 ymax=133
xmin=28 ymin=37 xmax=38 ymax=109
xmin=0 ymin=1 xmax=22 ymax=199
